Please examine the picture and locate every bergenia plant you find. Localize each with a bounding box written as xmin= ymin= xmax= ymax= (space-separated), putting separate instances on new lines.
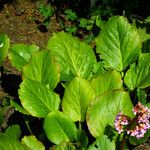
xmin=0 ymin=15 xmax=150 ymax=150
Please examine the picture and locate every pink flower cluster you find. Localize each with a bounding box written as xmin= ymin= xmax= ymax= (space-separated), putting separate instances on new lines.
xmin=114 ymin=102 xmax=150 ymax=139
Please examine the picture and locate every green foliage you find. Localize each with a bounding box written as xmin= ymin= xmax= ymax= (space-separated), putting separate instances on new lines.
xmin=22 ymin=136 xmax=45 ymax=150
xmin=87 ymin=91 xmax=133 ymax=137
xmin=47 ymin=32 xmax=96 ymax=81
xmin=43 ymin=111 xmax=77 ymax=145
xmin=1 ymin=15 xmax=150 ymax=149
xmin=124 ymin=53 xmax=150 ymax=90
xmin=96 ymin=16 xmax=141 ymax=72
xmin=64 ymin=9 xmax=77 ymax=21
xmin=38 ymin=3 xmax=54 ymax=19
xmin=88 ymin=135 xmax=115 ymax=150
xmin=62 ymin=77 xmax=95 ymax=122
xmin=8 ymin=44 xmax=39 ymax=71
xmin=19 ymin=79 xmax=60 ymax=118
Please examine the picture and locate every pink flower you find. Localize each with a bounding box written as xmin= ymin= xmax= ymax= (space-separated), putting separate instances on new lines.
xmin=114 ymin=102 xmax=150 ymax=139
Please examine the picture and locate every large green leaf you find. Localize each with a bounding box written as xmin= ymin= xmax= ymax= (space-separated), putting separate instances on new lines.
xmin=96 ymin=16 xmax=141 ymax=72
xmin=0 ymin=135 xmax=29 ymax=150
xmin=62 ymin=77 xmax=95 ymax=122
xmin=50 ymin=141 xmax=76 ymax=150
xmin=23 ymin=50 xmax=59 ymax=90
xmin=19 ymin=79 xmax=60 ymax=118
xmin=9 ymin=44 xmax=39 ymax=71
xmin=124 ymin=53 xmax=150 ymax=90
xmin=86 ymin=90 xmax=133 ymax=137
xmin=90 ymin=70 xmax=123 ymax=96
xmin=43 ymin=111 xmax=77 ymax=145
xmin=88 ymin=135 xmax=115 ymax=150
xmin=47 ymin=32 xmax=96 ymax=81
xmin=0 ymin=34 xmax=10 ymax=65
xmin=22 ymin=135 xmax=45 ymax=150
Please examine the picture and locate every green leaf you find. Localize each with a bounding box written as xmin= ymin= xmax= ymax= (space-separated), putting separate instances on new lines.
xmin=19 ymin=79 xmax=60 ymax=118
xmin=23 ymin=50 xmax=59 ymax=90
xmin=62 ymin=77 xmax=95 ymax=122
xmin=50 ymin=141 xmax=76 ymax=150
xmin=47 ymin=32 xmax=96 ymax=81
xmin=21 ymin=135 xmax=45 ymax=150
xmin=9 ymin=44 xmax=39 ymax=71
xmin=43 ymin=111 xmax=77 ymax=145
xmin=86 ymin=91 xmax=133 ymax=137
xmin=0 ymin=134 xmax=29 ymax=150
xmin=0 ymin=34 xmax=10 ymax=65
xmin=96 ymin=16 xmax=141 ymax=71
xmin=5 ymin=125 xmax=21 ymax=141
xmin=10 ymin=100 xmax=30 ymax=115
xmin=137 ymin=88 xmax=147 ymax=104
xmin=124 ymin=53 xmax=150 ymax=90
xmin=90 ymin=70 xmax=123 ymax=96
xmin=137 ymin=27 xmax=150 ymax=42
xmin=88 ymin=135 xmax=115 ymax=150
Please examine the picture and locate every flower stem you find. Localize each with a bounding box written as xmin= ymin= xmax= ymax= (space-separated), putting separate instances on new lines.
xmin=120 ymin=134 xmax=126 ymax=150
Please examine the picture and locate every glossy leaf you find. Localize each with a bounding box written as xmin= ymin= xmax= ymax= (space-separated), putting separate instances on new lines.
xmin=86 ymin=91 xmax=133 ymax=137
xmin=22 ymin=135 xmax=45 ymax=150
xmin=0 ymin=34 xmax=10 ymax=65
xmin=19 ymin=79 xmax=60 ymax=118
xmin=96 ymin=16 xmax=141 ymax=71
xmin=88 ymin=135 xmax=115 ymax=150
xmin=9 ymin=44 xmax=39 ymax=71
xmin=23 ymin=50 xmax=59 ymax=90
xmin=0 ymin=135 xmax=29 ymax=150
xmin=43 ymin=111 xmax=76 ymax=144
xmin=47 ymin=32 xmax=96 ymax=81
xmin=90 ymin=70 xmax=123 ymax=96
xmin=124 ymin=53 xmax=150 ymax=90
xmin=50 ymin=141 xmax=76 ymax=150
xmin=62 ymin=77 xmax=95 ymax=122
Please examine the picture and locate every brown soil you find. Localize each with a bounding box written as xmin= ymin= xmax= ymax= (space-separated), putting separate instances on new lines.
xmin=0 ymin=1 xmax=60 ymax=47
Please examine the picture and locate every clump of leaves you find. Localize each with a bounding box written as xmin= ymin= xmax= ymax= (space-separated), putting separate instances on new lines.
xmin=1 ymin=16 xmax=150 ymax=149
xmin=64 ymin=9 xmax=78 ymax=21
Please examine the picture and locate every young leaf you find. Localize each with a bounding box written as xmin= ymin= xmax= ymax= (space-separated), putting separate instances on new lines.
xmin=19 ymin=79 xmax=60 ymax=118
xmin=23 ymin=50 xmax=59 ymax=90
xmin=96 ymin=16 xmax=141 ymax=71
xmin=47 ymin=32 xmax=96 ymax=81
xmin=43 ymin=111 xmax=77 ymax=145
xmin=62 ymin=77 xmax=95 ymax=122
xmin=9 ymin=44 xmax=39 ymax=71
xmin=86 ymin=91 xmax=133 ymax=137
xmin=5 ymin=125 xmax=21 ymax=141
xmin=22 ymin=135 xmax=45 ymax=150
xmin=124 ymin=53 xmax=150 ymax=90
xmin=90 ymin=70 xmax=123 ymax=96
xmin=88 ymin=135 xmax=115 ymax=150
xmin=0 ymin=34 xmax=10 ymax=65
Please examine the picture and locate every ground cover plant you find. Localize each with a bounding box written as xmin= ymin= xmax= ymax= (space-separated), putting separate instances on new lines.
xmin=0 ymin=15 xmax=150 ymax=150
